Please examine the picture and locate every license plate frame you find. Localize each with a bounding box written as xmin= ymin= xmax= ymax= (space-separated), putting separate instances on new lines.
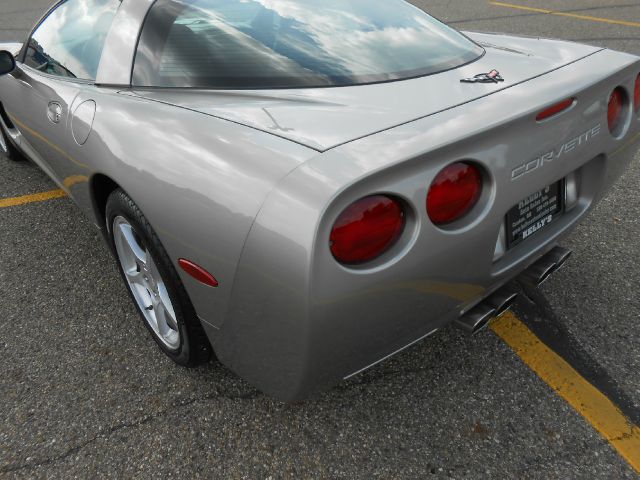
xmin=506 ymin=181 xmax=564 ymax=249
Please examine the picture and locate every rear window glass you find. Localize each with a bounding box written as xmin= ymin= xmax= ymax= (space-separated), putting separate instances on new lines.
xmin=133 ymin=0 xmax=484 ymax=89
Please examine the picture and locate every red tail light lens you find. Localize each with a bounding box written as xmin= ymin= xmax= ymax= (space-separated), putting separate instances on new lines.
xmin=608 ymin=88 xmax=625 ymax=133
xmin=634 ymin=75 xmax=640 ymax=112
xmin=427 ymin=162 xmax=482 ymax=225
xmin=330 ymin=195 xmax=405 ymax=264
xmin=536 ymin=98 xmax=574 ymax=121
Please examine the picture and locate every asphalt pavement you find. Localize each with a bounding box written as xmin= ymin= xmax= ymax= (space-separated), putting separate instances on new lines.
xmin=1 ymin=0 xmax=639 ymax=478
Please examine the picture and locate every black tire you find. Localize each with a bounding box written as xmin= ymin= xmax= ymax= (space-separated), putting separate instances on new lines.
xmin=105 ymin=188 xmax=212 ymax=367
xmin=0 ymin=122 xmax=24 ymax=161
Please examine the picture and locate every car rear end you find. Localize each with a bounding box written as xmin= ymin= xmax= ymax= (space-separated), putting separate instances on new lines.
xmin=216 ymin=48 xmax=640 ymax=401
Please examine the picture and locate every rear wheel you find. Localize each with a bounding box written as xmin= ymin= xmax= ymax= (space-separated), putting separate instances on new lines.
xmin=106 ymin=189 xmax=211 ymax=366
xmin=0 ymin=122 xmax=23 ymax=161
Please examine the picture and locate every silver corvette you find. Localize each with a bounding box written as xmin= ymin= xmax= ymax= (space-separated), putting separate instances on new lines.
xmin=0 ymin=0 xmax=638 ymax=401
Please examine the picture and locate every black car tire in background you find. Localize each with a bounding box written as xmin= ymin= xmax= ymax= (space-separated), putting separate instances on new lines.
xmin=0 ymin=122 xmax=24 ymax=161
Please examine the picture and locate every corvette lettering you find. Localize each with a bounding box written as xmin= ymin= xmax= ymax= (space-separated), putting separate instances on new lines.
xmin=511 ymin=124 xmax=601 ymax=180
xmin=522 ymin=215 xmax=554 ymax=240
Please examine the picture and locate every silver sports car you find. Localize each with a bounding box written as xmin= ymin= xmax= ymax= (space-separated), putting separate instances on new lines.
xmin=0 ymin=0 xmax=638 ymax=401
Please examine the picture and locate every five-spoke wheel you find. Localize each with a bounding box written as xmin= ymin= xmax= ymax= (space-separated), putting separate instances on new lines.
xmin=113 ymin=216 xmax=180 ymax=350
xmin=106 ymin=189 xmax=211 ymax=366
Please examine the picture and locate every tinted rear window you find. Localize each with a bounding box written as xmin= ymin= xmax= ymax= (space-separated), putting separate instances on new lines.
xmin=133 ymin=0 xmax=484 ymax=89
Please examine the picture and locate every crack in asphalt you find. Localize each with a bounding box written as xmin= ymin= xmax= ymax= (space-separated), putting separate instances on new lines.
xmin=611 ymin=429 xmax=640 ymax=442
xmin=0 ymin=388 xmax=260 ymax=474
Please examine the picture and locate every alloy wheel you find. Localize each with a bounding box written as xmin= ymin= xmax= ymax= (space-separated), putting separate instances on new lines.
xmin=112 ymin=216 xmax=180 ymax=349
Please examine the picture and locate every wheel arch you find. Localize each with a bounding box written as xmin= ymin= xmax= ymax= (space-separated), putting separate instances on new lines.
xmin=90 ymin=172 xmax=120 ymax=231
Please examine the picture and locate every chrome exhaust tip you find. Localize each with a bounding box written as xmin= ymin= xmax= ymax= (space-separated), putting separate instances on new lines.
xmin=519 ymin=246 xmax=573 ymax=288
xmin=547 ymin=246 xmax=572 ymax=272
xmin=486 ymin=288 xmax=518 ymax=317
xmin=453 ymin=303 xmax=496 ymax=335
xmin=519 ymin=258 xmax=558 ymax=287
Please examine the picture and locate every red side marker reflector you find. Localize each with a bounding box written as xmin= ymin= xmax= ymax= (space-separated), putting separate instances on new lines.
xmin=536 ymin=98 xmax=574 ymax=121
xmin=178 ymin=259 xmax=219 ymax=287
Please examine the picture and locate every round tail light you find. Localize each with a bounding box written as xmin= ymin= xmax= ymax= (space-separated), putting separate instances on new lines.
xmin=608 ymin=87 xmax=625 ymax=133
xmin=330 ymin=195 xmax=405 ymax=265
xmin=427 ymin=162 xmax=482 ymax=225
xmin=634 ymin=75 xmax=640 ymax=112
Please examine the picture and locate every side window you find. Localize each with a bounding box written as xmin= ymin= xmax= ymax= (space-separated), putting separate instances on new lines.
xmin=23 ymin=0 xmax=120 ymax=81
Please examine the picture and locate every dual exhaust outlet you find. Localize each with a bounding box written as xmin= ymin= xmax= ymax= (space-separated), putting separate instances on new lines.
xmin=453 ymin=246 xmax=572 ymax=335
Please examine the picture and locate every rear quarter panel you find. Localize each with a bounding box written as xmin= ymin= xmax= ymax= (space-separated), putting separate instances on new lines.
xmin=63 ymin=90 xmax=317 ymax=328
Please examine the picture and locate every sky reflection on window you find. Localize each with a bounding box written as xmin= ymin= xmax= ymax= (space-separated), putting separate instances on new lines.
xmin=134 ymin=0 xmax=483 ymax=88
xmin=24 ymin=0 xmax=120 ymax=81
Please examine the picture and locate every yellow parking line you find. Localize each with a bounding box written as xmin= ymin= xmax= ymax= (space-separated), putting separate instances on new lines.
xmin=0 ymin=189 xmax=67 ymax=209
xmin=492 ymin=313 xmax=640 ymax=473
xmin=490 ymin=1 xmax=640 ymax=28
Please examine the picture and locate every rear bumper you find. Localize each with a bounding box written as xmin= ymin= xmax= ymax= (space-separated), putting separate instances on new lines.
xmin=211 ymin=48 xmax=640 ymax=401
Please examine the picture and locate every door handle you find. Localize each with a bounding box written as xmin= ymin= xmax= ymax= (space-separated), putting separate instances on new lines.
xmin=47 ymin=101 xmax=62 ymax=124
